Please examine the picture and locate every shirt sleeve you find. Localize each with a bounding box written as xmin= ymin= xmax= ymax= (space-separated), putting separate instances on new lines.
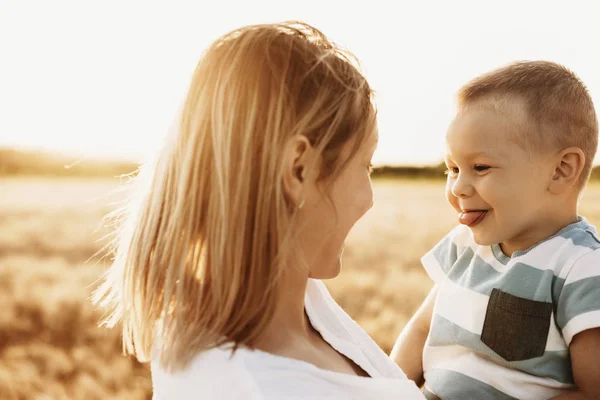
xmin=556 ymin=248 xmax=600 ymax=346
xmin=421 ymin=225 xmax=469 ymax=284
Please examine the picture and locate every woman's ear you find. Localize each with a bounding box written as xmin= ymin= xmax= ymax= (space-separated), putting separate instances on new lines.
xmin=282 ymin=135 xmax=314 ymax=208
xmin=548 ymin=147 xmax=585 ymax=195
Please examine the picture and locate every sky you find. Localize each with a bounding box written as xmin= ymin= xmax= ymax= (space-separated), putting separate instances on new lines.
xmin=1 ymin=0 xmax=600 ymax=166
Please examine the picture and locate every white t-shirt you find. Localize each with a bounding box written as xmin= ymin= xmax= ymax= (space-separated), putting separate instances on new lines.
xmin=151 ymin=279 xmax=424 ymax=399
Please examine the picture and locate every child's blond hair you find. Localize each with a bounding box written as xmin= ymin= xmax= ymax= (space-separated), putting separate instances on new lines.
xmin=458 ymin=61 xmax=598 ymax=185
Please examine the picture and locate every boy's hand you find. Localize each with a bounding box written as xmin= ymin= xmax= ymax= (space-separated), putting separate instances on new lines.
xmin=551 ymin=327 xmax=600 ymax=399
xmin=390 ymin=284 xmax=439 ymax=387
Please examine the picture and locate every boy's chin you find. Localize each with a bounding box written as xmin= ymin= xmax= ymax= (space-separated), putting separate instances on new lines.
xmin=471 ymin=232 xmax=497 ymax=247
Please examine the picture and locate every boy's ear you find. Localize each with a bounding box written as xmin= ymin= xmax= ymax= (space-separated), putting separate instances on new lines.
xmin=548 ymin=147 xmax=585 ymax=195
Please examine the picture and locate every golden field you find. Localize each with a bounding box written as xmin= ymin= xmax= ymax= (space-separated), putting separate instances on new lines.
xmin=1 ymin=177 xmax=599 ymax=400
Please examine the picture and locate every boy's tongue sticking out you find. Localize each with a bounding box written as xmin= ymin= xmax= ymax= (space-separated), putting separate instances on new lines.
xmin=459 ymin=210 xmax=487 ymax=226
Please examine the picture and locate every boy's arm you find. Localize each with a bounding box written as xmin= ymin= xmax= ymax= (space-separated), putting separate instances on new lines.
xmin=551 ymin=328 xmax=600 ymax=400
xmin=551 ymin=248 xmax=600 ymax=399
xmin=390 ymin=284 xmax=439 ymax=387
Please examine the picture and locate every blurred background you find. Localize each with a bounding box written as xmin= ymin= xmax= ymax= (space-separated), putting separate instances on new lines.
xmin=1 ymin=0 xmax=600 ymax=398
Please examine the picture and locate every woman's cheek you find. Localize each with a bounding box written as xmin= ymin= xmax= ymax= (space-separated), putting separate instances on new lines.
xmin=356 ymin=175 xmax=374 ymax=217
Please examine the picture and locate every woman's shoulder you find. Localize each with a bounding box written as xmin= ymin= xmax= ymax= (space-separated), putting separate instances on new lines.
xmin=304 ymin=279 xmax=410 ymax=381
xmin=151 ymin=346 xmax=263 ymax=400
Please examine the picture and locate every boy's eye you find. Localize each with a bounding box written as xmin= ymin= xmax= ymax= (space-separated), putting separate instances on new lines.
xmin=474 ymin=165 xmax=491 ymax=172
xmin=444 ymin=167 xmax=459 ymax=177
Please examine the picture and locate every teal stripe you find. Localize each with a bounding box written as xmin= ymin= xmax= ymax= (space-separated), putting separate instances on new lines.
xmin=556 ymin=275 xmax=600 ymax=329
xmin=423 ymin=387 xmax=441 ymax=400
xmin=425 ymin=369 xmax=518 ymax=400
xmin=530 ymin=217 xmax=600 ymax=249
xmin=432 ymin=237 xmax=459 ymax=275
xmin=427 ymin=314 xmax=574 ymax=384
xmin=433 ymin=228 xmax=597 ymax=304
xmin=446 ymin=245 xmax=474 ymax=281
xmin=447 ymin=250 xmax=565 ymax=303
xmin=557 ymin=226 xmax=600 ymax=249
xmin=440 ymin=224 xmax=598 ymax=300
xmin=489 ymin=219 xmax=598 ymax=266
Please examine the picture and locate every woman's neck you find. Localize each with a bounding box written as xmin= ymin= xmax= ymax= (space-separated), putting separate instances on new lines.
xmin=253 ymin=273 xmax=314 ymax=355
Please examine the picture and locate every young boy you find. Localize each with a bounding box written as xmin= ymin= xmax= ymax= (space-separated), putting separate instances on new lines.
xmin=392 ymin=61 xmax=600 ymax=399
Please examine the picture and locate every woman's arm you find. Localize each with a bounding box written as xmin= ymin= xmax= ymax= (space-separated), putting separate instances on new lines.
xmin=390 ymin=285 xmax=438 ymax=387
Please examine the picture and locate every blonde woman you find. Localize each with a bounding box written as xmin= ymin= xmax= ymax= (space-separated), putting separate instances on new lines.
xmin=94 ymin=22 xmax=424 ymax=399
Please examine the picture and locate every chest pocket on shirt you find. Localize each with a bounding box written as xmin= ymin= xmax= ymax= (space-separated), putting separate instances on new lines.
xmin=480 ymin=288 xmax=553 ymax=362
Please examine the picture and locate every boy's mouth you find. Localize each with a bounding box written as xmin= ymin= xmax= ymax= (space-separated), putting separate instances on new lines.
xmin=458 ymin=210 xmax=488 ymax=227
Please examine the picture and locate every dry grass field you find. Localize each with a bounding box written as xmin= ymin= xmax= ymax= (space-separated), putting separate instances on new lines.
xmin=1 ymin=177 xmax=599 ymax=399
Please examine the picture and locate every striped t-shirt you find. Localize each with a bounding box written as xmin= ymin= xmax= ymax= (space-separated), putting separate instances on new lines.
xmin=421 ymin=216 xmax=600 ymax=400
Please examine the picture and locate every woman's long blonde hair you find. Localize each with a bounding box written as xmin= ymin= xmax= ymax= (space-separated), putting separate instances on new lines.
xmin=93 ymin=21 xmax=375 ymax=371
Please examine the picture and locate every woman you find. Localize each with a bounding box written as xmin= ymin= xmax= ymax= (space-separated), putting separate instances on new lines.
xmin=94 ymin=21 xmax=424 ymax=399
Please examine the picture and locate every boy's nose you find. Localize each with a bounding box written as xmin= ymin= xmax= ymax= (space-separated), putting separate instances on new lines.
xmin=451 ymin=176 xmax=475 ymax=198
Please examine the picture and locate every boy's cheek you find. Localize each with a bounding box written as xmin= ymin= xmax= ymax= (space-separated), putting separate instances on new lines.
xmin=445 ymin=190 xmax=458 ymax=210
xmin=444 ymin=180 xmax=455 ymax=200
